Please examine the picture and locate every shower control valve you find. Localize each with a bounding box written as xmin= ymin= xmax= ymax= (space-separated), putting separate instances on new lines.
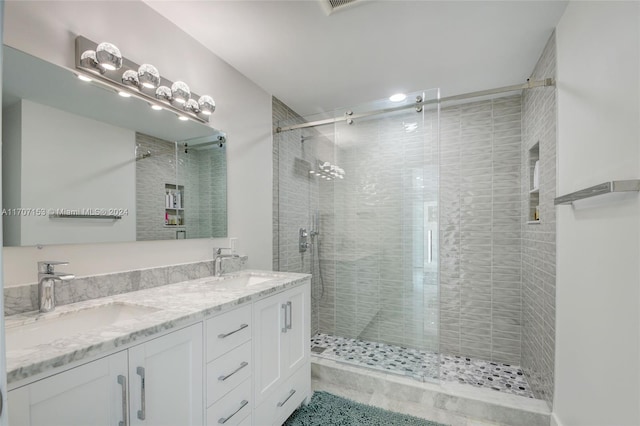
xmin=299 ymin=228 xmax=309 ymax=253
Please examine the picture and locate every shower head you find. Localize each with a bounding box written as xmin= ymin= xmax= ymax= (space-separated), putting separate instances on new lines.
xmin=135 ymin=150 xmax=151 ymax=160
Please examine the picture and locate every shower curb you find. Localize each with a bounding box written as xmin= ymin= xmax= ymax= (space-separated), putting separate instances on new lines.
xmin=311 ymin=357 xmax=550 ymax=426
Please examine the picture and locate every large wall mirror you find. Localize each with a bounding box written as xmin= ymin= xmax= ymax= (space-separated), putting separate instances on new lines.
xmin=2 ymin=45 xmax=227 ymax=246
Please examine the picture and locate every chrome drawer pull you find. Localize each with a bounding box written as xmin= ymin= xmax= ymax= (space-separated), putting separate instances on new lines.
xmin=218 ymin=399 xmax=248 ymax=424
xmin=218 ymin=323 xmax=248 ymax=339
xmin=277 ymin=389 xmax=296 ymax=407
xmin=117 ymin=375 xmax=128 ymax=426
xmin=286 ymin=301 xmax=292 ymax=330
xmin=136 ymin=366 xmax=146 ymax=420
xmin=218 ymin=361 xmax=249 ymax=382
xmin=281 ymin=303 xmax=287 ymax=333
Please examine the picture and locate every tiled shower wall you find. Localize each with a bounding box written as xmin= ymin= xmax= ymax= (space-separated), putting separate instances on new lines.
xmin=439 ymin=96 xmax=524 ymax=365
xmin=521 ymin=32 xmax=557 ymax=405
xmin=273 ymin=97 xmax=335 ymax=335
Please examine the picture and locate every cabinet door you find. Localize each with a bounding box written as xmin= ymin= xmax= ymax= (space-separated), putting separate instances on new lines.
xmin=282 ymin=284 xmax=310 ymax=377
xmin=8 ymin=351 xmax=128 ymax=426
xmin=253 ymin=292 xmax=285 ymax=406
xmin=128 ymin=323 xmax=203 ymax=426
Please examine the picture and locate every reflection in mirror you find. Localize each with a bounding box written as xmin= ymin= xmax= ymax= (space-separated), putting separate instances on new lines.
xmin=1 ymin=45 xmax=228 ymax=246
xmin=136 ymin=133 xmax=227 ymax=241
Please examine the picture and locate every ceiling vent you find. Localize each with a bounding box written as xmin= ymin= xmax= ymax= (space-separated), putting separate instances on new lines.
xmin=320 ymin=0 xmax=367 ymax=16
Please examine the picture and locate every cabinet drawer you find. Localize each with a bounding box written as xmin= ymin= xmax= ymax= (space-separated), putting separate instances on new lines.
xmin=207 ymin=304 xmax=252 ymax=361
xmin=207 ymin=340 xmax=252 ymax=406
xmin=206 ymin=377 xmax=252 ymax=426
xmin=254 ymin=365 xmax=310 ymax=426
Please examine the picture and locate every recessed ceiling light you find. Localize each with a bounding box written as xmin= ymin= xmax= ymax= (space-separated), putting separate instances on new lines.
xmin=118 ymin=91 xmax=131 ymax=98
xmin=178 ymin=115 xmax=189 ymax=121
xmin=151 ymin=104 xmax=163 ymax=111
xmin=77 ymin=74 xmax=92 ymax=82
xmin=389 ymin=93 xmax=407 ymax=102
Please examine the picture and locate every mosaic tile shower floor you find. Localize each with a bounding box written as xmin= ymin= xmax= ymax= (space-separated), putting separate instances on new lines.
xmin=311 ymin=333 xmax=535 ymax=399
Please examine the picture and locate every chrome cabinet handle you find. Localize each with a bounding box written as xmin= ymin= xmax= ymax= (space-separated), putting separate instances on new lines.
xmin=427 ymin=230 xmax=433 ymax=264
xmin=117 ymin=375 xmax=128 ymax=426
xmin=277 ymin=389 xmax=296 ymax=407
xmin=136 ymin=367 xmax=146 ymax=420
xmin=218 ymin=323 xmax=248 ymax=339
xmin=218 ymin=361 xmax=249 ymax=382
xmin=281 ymin=303 xmax=288 ymax=333
xmin=218 ymin=400 xmax=248 ymax=424
xmin=286 ymin=301 xmax=292 ymax=330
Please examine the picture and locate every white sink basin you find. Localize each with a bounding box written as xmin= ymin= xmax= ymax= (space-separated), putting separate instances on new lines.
xmin=6 ymin=302 xmax=160 ymax=351
xmin=211 ymin=273 xmax=279 ymax=288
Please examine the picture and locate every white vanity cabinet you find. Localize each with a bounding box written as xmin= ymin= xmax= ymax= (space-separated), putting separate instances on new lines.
xmin=8 ymin=351 xmax=128 ymax=426
xmin=205 ymin=304 xmax=253 ymax=426
xmin=8 ymin=323 xmax=203 ymax=426
xmin=253 ymin=284 xmax=310 ymax=425
xmin=128 ymin=323 xmax=203 ymax=426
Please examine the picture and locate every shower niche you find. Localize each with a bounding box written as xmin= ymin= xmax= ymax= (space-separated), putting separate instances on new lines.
xmin=164 ymin=183 xmax=185 ymax=226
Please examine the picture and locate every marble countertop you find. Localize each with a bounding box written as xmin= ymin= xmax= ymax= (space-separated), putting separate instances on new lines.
xmin=5 ymin=270 xmax=310 ymax=386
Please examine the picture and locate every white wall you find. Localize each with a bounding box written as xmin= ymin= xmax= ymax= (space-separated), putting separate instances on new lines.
xmin=0 ymin=1 xmax=8 ymax=422
xmin=2 ymin=0 xmax=273 ymax=286
xmin=2 ymin=102 xmax=20 ymax=246
xmin=555 ymin=2 xmax=640 ymax=425
xmin=17 ymin=100 xmax=136 ymax=245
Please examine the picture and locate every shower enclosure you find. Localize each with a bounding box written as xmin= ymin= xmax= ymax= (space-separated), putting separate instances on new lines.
xmin=274 ymin=89 xmax=441 ymax=381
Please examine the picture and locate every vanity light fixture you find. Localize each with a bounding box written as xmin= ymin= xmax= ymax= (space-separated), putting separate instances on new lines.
xmin=122 ymin=70 xmax=139 ymax=87
xmin=171 ymin=81 xmax=190 ymax=104
xmin=95 ymin=42 xmax=122 ymax=71
xmin=198 ymin=95 xmax=216 ymax=115
xmin=184 ymin=99 xmax=200 ymax=113
xmin=155 ymin=86 xmax=172 ymax=101
xmin=75 ymin=36 xmax=215 ymax=124
xmin=138 ymin=64 xmax=160 ymax=89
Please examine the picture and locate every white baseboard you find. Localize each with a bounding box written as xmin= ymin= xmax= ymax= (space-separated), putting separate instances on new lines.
xmin=550 ymin=412 xmax=563 ymax=426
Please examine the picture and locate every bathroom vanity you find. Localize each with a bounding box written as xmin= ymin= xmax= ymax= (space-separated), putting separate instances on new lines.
xmin=4 ymin=270 xmax=311 ymax=426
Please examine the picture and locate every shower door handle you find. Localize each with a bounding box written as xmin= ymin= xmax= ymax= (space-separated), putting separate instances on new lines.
xmin=427 ymin=230 xmax=433 ymax=264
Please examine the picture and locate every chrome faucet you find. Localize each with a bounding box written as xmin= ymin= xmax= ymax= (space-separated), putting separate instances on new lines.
xmin=37 ymin=261 xmax=75 ymax=313
xmin=213 ymin=247 xmax=239 ymax=277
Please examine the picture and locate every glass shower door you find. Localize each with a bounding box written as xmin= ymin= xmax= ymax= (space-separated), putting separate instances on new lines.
xmin=331 ymin=89 xmax=440 ymax=381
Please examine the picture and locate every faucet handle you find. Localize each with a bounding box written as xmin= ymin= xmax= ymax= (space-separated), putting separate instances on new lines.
xmin=214 ymin=247 xmax=231 ymax=255
xmin=38 ymin=261 xmax=70 ymax=274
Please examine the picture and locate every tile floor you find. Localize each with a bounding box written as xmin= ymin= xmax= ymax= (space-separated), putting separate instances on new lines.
xmin=311 ymin=333 xmax=534 ymax=399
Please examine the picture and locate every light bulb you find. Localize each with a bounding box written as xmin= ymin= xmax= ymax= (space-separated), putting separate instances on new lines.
xmin=96 ymin=42 xmax=122 ymax=71
xmin=171 ymin=81 xmax=190 ymax=104
xmin=138 ymin=64 xmax=160 ymax=89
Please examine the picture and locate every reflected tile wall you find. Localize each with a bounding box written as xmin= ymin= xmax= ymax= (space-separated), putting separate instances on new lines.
xmin=439 ymin=95 xmax=523 ymax=364
xmin=136 ymin=133 xmax=179 ymax=240
xmin=273 ymin=97 xmax=335 ymax=335
xmin=521 ymin=32 xmax=556 ymax=405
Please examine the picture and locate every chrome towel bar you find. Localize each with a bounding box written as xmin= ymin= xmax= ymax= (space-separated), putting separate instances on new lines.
xmin=49 ymin=213 xmax=122 ymax=220
xmin=554 ymin=180 xmax=640 ymax=205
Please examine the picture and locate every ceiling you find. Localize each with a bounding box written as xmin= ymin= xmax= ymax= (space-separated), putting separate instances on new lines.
xmin=145 ymin=0 xmax=568 ymax=117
